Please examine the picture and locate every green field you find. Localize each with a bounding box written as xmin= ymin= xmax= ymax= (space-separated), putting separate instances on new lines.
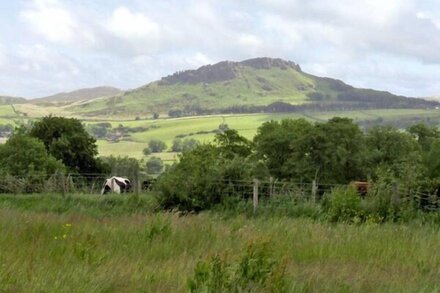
xmin=92 ymin=109 xmax=440 ymax=159
xmin=0 ymin=194 xmax=439 ymax=292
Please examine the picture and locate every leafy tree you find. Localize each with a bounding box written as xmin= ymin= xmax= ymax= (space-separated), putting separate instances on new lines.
xmin=101 ymin=155 xmax=140 ymax=180
xmin=254 ymin=119 xmax=313 ymax=179
xmin=171 ymin=138 xmax=183 ymax=152
xmin=182 ymin=138 xmax=200 ymax=152
xmin=407 ymin=123 xmax=440 ymax=152
xmin=153 ymin=112 xmax=160 ymax=119
xmin=29 ymin=116 xmax=106 ymax=174
xmin=365 ymin=125 xmax=421 ymax=178
xmin=148 ymin=139 xmax=167 ymax=153
xmin=143 ymin=147 xmax=152 ymax=156
xmin=145 ymin=157 xmax=164 ymax=174
xmin=215 ymin=129 xmax=252 ymax=159
xmin=0 ymin=134 xmax=65 ymax=177
xmin=156 ymin=144 xmax=256 ymax=211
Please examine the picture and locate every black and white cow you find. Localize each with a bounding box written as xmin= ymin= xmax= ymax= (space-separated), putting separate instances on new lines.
xmin=101 ymin=176 xmax=132 ymax=195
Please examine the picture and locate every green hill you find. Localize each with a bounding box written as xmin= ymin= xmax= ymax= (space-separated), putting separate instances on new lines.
xmin=0 ymin=96 xmax=26 ymax=105
xmin=65 ymin=57 xmax=438 ymax=117
xmin=30 ymin=86 xmax=123 ymax=106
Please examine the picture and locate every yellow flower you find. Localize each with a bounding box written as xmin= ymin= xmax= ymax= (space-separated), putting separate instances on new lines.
xmin=54 ymin=236 xmax=58 ymax=240
xmin=65 ymin=224 xmax=72 ymax=228
xmin=63 ymin=234 xmax=67 ymax=239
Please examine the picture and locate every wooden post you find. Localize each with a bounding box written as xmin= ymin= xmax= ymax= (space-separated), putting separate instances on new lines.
xmin=135 ymin=171 xmax=139 ymax=196
xmin=253 ymin=179 xmax=259 ymax=213
xmin=311 ymin=180 xmax=317 ymax=204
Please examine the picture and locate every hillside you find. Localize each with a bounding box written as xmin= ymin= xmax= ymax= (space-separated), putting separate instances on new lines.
xmin=0 ymin=96 xmax=26 ymax=105
xmin=30 ymin=86 xmax=123 ymax=106
xmin=65 ymin=57 xmax=439 ymax=117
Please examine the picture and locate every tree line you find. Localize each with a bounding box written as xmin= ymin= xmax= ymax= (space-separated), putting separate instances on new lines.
xmin=156 ymin=118 xmax=440 ymax=212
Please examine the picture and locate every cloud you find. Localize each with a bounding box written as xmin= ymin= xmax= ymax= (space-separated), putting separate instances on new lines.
xmin=107 ymin=7 xmax=161 ymax=40
xmin=1 ymin=0 xmax=440 ymax=97
xmin=20 ymin=0 xmax=97 ymax=47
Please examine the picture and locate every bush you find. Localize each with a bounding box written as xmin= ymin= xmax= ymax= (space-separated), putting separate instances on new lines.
xmin=148 ymin=139 xmax=167 ymax=153
xmin=143 ymin=147 xmax=152 ymax=156
xmin=145 ymin=157 xmax=164 ymax=175
xmin=187 ymin=239 xmax=286 ymax=292
xmin=324 ymin=186 xmax=362 ymax=222
xmin=156 ymin=145 xmax=256 ymax=211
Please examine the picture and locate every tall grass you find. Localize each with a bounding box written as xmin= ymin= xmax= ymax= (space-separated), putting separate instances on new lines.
xmin=0 ymin=194 xmax=440 ymax=291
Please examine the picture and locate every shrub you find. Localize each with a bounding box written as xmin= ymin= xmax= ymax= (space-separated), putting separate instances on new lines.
xmin=145 ymin=157 xmax=164 ymax=175
xmin=156 ymin=145 xmax=255 ymax=211
xmin=187 ymin=239 xmax=286 ymax=292
xmin=325 ymin=186 xmax=362 ymax=222
xmin=143 ymin=147 xmax=152 ymax=156
xmin=148 ymin=139 xmax=167 ymax=153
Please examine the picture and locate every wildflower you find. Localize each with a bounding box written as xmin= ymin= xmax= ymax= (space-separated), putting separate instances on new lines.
xmin=54 ymin=236 xmax=58 ymax=240
xmin=65 ymin=224 xmax=72 ymax=228
xmin=63 ymin=234 xmax=67 ymax=239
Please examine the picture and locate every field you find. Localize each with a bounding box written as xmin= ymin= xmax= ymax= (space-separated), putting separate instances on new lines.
xmin=1 ymin=107 xmax=440 ymax=160
xmin=91 ymin=109 xmax=440 ymax=159
xmin=0 ymin=194 xmax=439 ymax=292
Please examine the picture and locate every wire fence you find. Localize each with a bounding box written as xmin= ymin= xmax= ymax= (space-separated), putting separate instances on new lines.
xmin=0 ymin=173 xmax=438 ymax=211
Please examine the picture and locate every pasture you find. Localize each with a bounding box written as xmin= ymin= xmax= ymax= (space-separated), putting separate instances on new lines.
xmin=0 ymin=194 xmax=439 ymax=292
xmin=92 ymin=109 xmax=440 ymax=159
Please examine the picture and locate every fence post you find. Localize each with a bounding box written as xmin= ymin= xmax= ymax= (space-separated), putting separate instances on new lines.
xmin=311 ymin=180 xmax=317 ymax=204
xmin=135 ymin=171 xmax=139 ymax=196
xmin=253 ymin=179 xmax=259 ymax=213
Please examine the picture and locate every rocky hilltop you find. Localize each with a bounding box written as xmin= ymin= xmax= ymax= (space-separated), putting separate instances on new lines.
xmin=160 ymin=57 xmax=301 ymax=85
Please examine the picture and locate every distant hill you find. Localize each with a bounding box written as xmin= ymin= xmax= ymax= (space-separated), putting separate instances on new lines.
xmin=31 ymin=86 xmax=123 ymax=105
xmin=58 ymin=58 xmax=439 ymax=117
xmin=0 ymin=96 xmax=26 ymax=105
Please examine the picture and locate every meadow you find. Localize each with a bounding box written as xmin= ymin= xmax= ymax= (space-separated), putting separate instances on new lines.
xmin=92 ymin=108 xmax=440 ymax=160
xmin=1 ymin=194 xmax=439 ymax=292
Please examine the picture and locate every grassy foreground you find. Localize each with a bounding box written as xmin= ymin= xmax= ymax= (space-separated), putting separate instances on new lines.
xmin=0 ymin=194 xmax=440 ymax=292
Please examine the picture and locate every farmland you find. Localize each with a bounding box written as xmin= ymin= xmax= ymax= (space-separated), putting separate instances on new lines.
xmin=91 ymin=108 xmax=440 ymax=159
xmin=0 ymin=194 xmax=439 ymax=292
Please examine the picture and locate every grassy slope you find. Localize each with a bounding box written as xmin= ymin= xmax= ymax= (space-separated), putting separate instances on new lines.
xmin=0 ymin=194 xmax=439 ymax=292
xmin=67 ymin=66 xmax=316 ymax=116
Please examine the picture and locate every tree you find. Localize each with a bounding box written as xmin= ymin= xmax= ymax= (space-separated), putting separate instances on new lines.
xmin=0 ymin=134 xmax=65 ymax=177
xmin=254 ymin=119 xmax=313 ymax=179
xmin=29 ymin=116 xmax=106 ymax=174
xmin=145 ymin=157 xmax=164 ymax=174
xmin=407 ymin=123 xmax=440 ymax=152
xmin=148 ymin=139 xmax=167 ymax=153
xmin=171 ymin=138 xmax=183 ymax=152
xmin=153 ymin=112 xmax=160 ymax=119
xmin=182 ymin=138 xmax=200 ymax=152
xmin=101 ymin=156 xmax=140 ymax=180
xmin=365 ymin=125 xmax=421 ymax=178
xmin=215 ymin=129 xmax=252 ymax=159
xmin=143 ymin=147 xmax=152 ymax=156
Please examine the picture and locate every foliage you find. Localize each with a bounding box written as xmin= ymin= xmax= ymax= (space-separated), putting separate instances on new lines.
xmin=215 ymin=129 xmax=253 ymax=158
xmin=324 ymin=186 xmax=362 ymax=223
xmin=29 ymin=116 xmax=106 ymax=174
xmin=101 ymin=155 xmax=140 ymax=180
xmin=188 ymin=239 xmax=286 ymax=292
xmin=142 ymin=147 xmax=152 ymax=156
xmin=0 ymin=134 xmax=65 ymax=192
xmin=156 ymin=144 xmax=256 ymax=211
xmin=145 ymin=157 xmax=164 ymax=175
xmin=148 ymin=139 xmax=167 ymax=153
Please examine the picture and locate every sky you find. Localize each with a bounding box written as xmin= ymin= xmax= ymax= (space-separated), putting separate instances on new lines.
xmin=0 ymin=0 xmax=440 ymax=98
